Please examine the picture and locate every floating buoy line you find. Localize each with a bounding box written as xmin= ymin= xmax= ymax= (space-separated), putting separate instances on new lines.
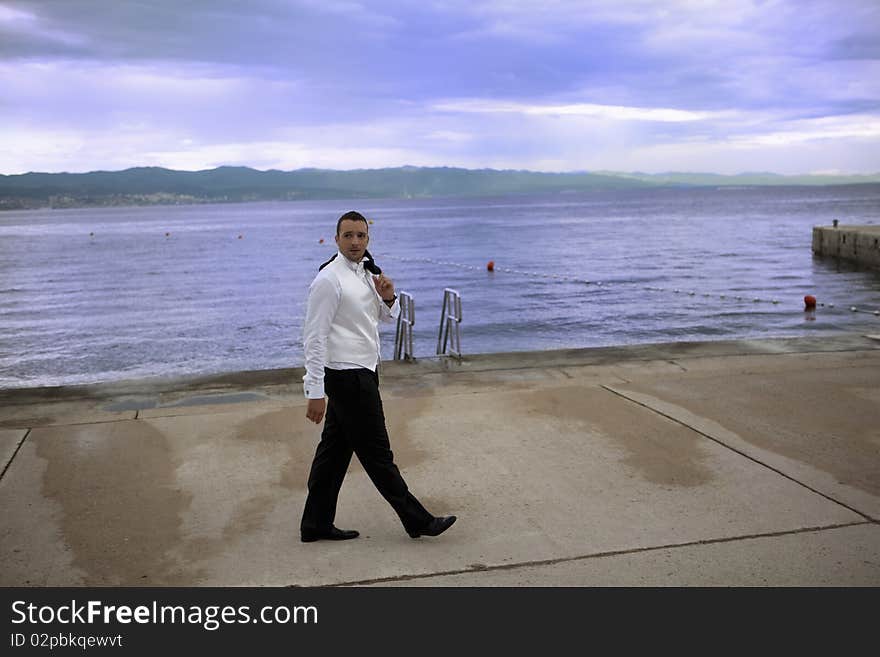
xmin=374 ymin=252 xmax=880 ymax=317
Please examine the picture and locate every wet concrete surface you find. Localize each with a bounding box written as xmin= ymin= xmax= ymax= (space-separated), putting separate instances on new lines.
xmin=1 ymin=334 xmax=878 ymax=586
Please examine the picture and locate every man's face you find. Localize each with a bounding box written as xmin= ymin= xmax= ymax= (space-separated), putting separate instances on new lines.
xmin=336 ymin=219 xmax=369 ymax=262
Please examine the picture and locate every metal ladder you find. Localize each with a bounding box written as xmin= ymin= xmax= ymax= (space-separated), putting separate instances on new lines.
xmin=394 ymin=291 xmax=416 ymax=361
xmin=436 ymin=288 xmax=462 ymax=359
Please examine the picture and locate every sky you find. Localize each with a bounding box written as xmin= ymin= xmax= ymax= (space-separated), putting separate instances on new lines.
xmin=1 ymin=0 xmax=879 ymax=175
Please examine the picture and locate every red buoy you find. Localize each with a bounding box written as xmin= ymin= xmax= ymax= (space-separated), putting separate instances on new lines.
xmin=804 ymin=295 xmax=817 ymax=309
xmin=319 ymin=238 xmax=324 ymax=244
xmin=487 ymin=260 xmax=495 ymax=272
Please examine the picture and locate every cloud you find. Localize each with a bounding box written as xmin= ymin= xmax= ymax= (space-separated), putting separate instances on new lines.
xmin=0 ymin=2 xmax=89 ymax=55
xmin=0 ymin=4 xmax=33 ymax=22
xmin=1 ymin=1 xmax=879 ymax=174
xmin=728 ymin=113 xmax=880 ymax=147
xmin=0 ymin=58 xmax=333 ymax=132
xmin=433 ymin=99 xmax=719 ymax=122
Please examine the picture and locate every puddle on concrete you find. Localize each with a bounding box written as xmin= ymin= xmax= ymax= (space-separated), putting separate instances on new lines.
xmin=236 ymin=407 xmax=317 ymax=492
xmin=625 ymin=371 xmax=880 ymax=496
xmin=103 ymin=399 xmax=157 ymax=412
xmin=103 ymin=392 xmax=269 ymax=413
xmin=160 ymin=393 xmax=269 ymax=408
xmin=234 ymin=391 xmax=435 ymax=495
xmin=150 ymin=394 xmax=438 ymax=567
xmin=506 ymin=385 xmax=715 ymax=488
xmin=35 ymin=420 xmax=193 ymax=585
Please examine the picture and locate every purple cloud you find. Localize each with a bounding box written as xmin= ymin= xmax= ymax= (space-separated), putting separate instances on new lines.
xmin=1 ymin=0 xmax=878 ymax=174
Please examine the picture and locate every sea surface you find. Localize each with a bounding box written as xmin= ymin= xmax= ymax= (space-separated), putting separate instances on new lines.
xmin=2 ymin=186 xmax=880 ymax=389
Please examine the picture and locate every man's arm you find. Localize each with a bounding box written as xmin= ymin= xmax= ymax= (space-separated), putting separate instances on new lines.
xmin=373 ymin=274 xmax=400 ymax=322
xmin=302 ymin=276 xmax=339 ymax=423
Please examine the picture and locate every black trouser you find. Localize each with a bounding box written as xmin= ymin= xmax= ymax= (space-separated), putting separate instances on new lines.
xmin=300 ymin=367 xmax=433 ymax=535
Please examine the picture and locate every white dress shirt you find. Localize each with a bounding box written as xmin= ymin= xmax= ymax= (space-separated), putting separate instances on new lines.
xmin=302 ymin=251 xmax=400 ymax=399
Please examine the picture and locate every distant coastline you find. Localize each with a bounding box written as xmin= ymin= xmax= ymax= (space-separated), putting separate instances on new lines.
xmin=2 ymin=165 xmax=880 ymax=210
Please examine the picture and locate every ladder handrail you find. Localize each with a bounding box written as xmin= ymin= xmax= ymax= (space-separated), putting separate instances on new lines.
xmin=394 ymin=291 xmax=416 ymax=361
xmin=437 ymin=288 xmax=462 ymax=358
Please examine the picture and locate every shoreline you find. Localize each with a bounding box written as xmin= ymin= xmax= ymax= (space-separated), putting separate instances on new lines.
xmin=4 ymin=169 xmax=880 ymax=213
xmin=2 ymin=331 xmax=877 ymax=411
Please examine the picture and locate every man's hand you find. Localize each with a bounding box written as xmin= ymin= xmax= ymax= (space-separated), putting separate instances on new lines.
xmin=306 ymin=398 xmax=326 ymax=424
xmin=373 ymin=274 xmax=395 ymax=302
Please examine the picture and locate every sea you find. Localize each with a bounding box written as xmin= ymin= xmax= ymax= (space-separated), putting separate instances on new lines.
xmin=2 ymin=185 xmax=880 ymax=389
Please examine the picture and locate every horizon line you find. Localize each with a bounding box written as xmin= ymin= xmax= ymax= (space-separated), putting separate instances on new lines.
xmin=3 ymin=164 xmax=880 ymax=178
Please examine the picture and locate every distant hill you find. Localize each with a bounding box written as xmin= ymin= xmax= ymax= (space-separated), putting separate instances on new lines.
xmin=1 ymin=165 xmax=879 ymax=209
xmin=592 ymin=170 xmax=880 ymax=186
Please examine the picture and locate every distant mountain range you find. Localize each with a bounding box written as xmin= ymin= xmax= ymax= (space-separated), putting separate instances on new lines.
xmin=2 ymin=165 xmax=879 ymax=210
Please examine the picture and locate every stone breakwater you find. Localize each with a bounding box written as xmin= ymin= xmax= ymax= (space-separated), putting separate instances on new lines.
xmin=813 ymin=223 xmax=880 ymax=270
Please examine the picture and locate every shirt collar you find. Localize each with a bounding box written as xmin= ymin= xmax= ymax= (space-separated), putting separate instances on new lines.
xmin=337 ymin=250 xmax=364 ymax=272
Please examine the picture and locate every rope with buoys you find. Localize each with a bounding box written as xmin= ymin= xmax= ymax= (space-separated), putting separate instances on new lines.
xmin=377 ymin=253 xmax=611 ymax=287
xmin=371 ymin=252 xmax=880 ymax=316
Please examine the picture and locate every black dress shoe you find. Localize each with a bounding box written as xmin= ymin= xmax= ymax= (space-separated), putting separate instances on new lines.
xmin=408 ymin=515 xmax=457 ymax=538
xmin=301 ymin=526 xmax=360 ymax=543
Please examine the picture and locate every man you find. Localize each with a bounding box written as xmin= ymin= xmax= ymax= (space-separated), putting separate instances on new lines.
xmin=300 ymin=210 xmax=457 ymax=542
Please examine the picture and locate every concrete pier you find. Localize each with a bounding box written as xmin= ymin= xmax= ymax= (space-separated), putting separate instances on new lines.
xmin=1 ymin=334 xmax=879 ymax=586
xmin=813 ymin=224 xmax=880 ymax=269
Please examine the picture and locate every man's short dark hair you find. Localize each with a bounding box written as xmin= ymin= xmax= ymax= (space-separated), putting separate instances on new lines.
xmin=336 ymin=210 xmax=368 ymax=236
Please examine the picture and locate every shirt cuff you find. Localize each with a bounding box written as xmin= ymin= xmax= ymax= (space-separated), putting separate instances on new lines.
xmin=303 ymin=381 xmax=325 ymax=399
